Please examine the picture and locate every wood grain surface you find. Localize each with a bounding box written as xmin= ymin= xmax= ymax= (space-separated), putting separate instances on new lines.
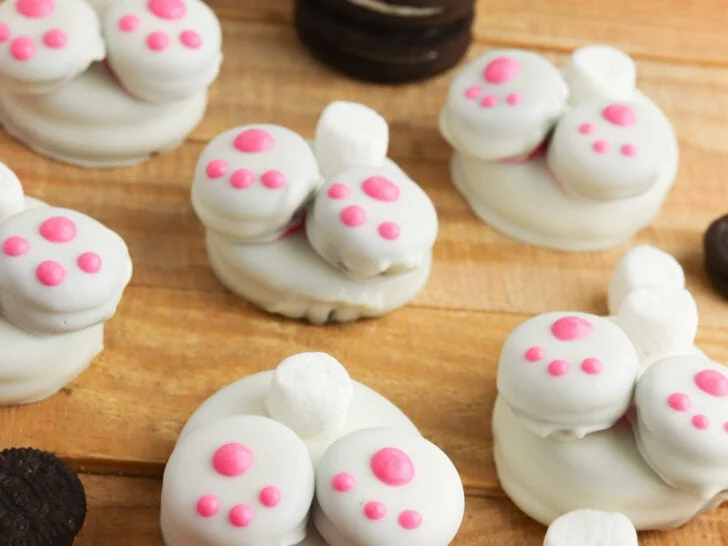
xmin=0 ymin=0 xmax=727 ymax=544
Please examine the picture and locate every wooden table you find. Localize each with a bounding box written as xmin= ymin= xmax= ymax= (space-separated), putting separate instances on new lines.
xmin=0 ymin=0 xmax=726 ymax=544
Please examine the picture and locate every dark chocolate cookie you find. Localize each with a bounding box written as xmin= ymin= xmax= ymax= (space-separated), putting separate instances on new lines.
xmin=314 ymin=0 xmax=475 ymax=28
xmin=704 ymin=213 xmax=728 ymax=299
xmin=0 ymin=448 xmax=87 ymax=546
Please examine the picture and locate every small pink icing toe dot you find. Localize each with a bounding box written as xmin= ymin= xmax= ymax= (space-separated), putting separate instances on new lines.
xmin=370 ymin=448 xmax=414 ymax=486
xmin=593 ymin=140 xmax=609 ymax=154
xmin=10 ymin=36 xmax=35 ymax=61
xmin=229 ymin=169 xmax=254 ymax=189
xmin=724 ymin=422 xmax=728 ymax=434
xmin=40 ymin=216 xmax=76 ymax=243
xmin=212 ymin=442 xmax=253 ymax=477
xmin=580 ymin=358 xmax=602 ymax=375
xmin=506 ymin=93 xmax=521 ymax=106
xmin=258 ymin=486 xmax=281 ymax=508
xmin=180 ymin=29 xmax=202 ymax=49
xmin=118 ymin=15 xmax=140 ymax=32
xmin=694 ymin=369 xmax=728 ymax=397
xmin=36 ymin=260 xmax=66 ymax=287
xmin=147 ymin=31 xmax=170 ymax=52
xmin=364 ymin=501 xmax=386 ymax=521
xmin=206 ymin=159 xmax=228 ymax=178
xmin=77 ymin=252 xmax=102 ymax=274
xmin=327 ymin=183 xmax=350 ymax=199
xmin=261 ymin=170 xmax=286 ymax=189
xmin=42 ymin=29 xmax=66 ymax=49
xmin=548 ymin=360 xmax=570 ymax=377
xmin=332 ymin=472 xmax=355 ymax=492
xmin=2 ymin=236 xmax=28 ymax=257
xmin=362 ymin=176 xmax=400 ymax=202
xmin=578 ymin=123 xmax=595 ymax=135
xmin=234 ymin=129 xmax=274 ymax=153
xmin=525 ymin=347 xmax=545 ymax=362
xmin=147 ymin=0 xmax=187 ymax=20
xmin=16 ymin=0 xmax=54 ymax=18
xmin=602 ymin=104 xmax=636 ymax=126
xmin=398 ymin=510 xmax=423 ymax=530
xmin=228 ymin=504 xmax=253 ymax=527
xmin=196 ymin=495 xmax=220 ymax=518
xmin=464 ymin=85 xmax=481 ymax=99
xmin=667 ymin=392 xmax=691 ymax=412
xmin=621 ymin=144 xmax=637 ymax=157
xmin=378 ymin=222 xmax=400 ymax=241
xmin=340 ymin=205 xmax=367 ymax=227
xmin=480 ymin=95 xmax=497 ymax=108
xmin=0 ymin=23 xmax=11 ymax=43
xmin=483 ymin=56 xmax=519 ymax=84
xmin=692 ymin=414 xmax=710 ymax=430
xmin=551 ymin=316 xmax=593 ymax=341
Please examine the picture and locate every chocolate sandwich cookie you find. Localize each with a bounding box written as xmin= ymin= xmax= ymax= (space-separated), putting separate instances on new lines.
xmin=295 ymin=0 xmax=473 ymax=83
xmin=0 ymin=448 xmax=87 ymax=545
xmin=313 ymin=0 xmax=474 ymax=28
xmin=704 ymin=213 xmax=728 ymax=299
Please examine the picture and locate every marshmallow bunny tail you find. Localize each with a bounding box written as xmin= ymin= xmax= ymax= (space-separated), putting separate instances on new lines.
xmin=565 ymin=45 xmax=637 ymax=106
xmin=544 ymin=509 xmax=638 ymax=546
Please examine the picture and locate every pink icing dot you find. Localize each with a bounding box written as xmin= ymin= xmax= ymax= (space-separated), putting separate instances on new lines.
xmin=364 ymin=501 xmax=386 ymax=520
xmin=228 ymin=505 xmax=253 ymax=527
xmin=548 ymin=360 xmax=570 ymax=377
xmin=581 ymin=358 xmax=603 ymax=375
xmin=362 ymin=176 xmax=400 ymax=202
xmin=332 ymin=472 xmax=355 ymax=492
xmin=196 ymin=495 xmax=219 ymax=518
xmin=603 ymin=104 xmax=636 ymax=126
xmin=42 ymin=29 xmax=66 ymax=49
xmin=483 ymin=56 xmax=519 ymax=84
xmin=551 ymin=316 xmax=594 ymax=341
xmin=370 ymin=448 xmax=414 ymax=486
xmin=261 ymin=170 xmax=286 ymax=189
xmin=694 ymin=369 xmax=728 ymax=397
xmin=0 ymin=24 xmax=11 ymax=43
xmin=724 ymin=422 xmax=728 ymax=434
xmin=327 ymin=183 xmax=350 ymax=199
xmin=692 ymin=414 xmax=710 ymax=430
xmin=16 ymin=0 xmax=54 ymax=18
xmin=506 ymin=93 xmax=521 ymax=106
xmin=398 ymin=510 xmax=423 ymax=530
xmin=147 ymin=0 xmax=187 ymax=20
xmin=464 ymin=85 xmax=481 ymax=99
xmin=40 ymin=216 xmax=76 ymax=243
xmin=667 ymin=392 xmax=691 ymax=412
xmin=621 ymin=144 xmax=637 ymax=157
xmin=118 ymin=15 xmax=140 ymax=32
xmin=578 ymin=123 xmax=595 ymax=135
xmin=147 ymin=31 xmax=170 ymax=51
xmin=234 ymin=129 xmax=274 ymax=153
xmin=480 ymin=95 xmax=497 ymax=108
xmin=593 ymin=140 xmax=609 ymax=154
xmin=525 ymin=347 xmax=545 ymax=362
xmin=180 ymin=29 xmax=201 ymax=49
xmin=212 ymin=443 xmax=253 ymax=477
xmin=36 ymin=260 xmax=65 ymax=287
xmin=259 ymin=486 xmax=281 ymax=508
xmin=77 ymin=252 xmax=102 ymax=274
xmin=2 ymin=236 xmax=28 ymax=257
xmin=206 ymin=159 xmax=228 ymax=178
xmin=340 ymin=205 xmax=367 ymax=227
xmin=230 ymin=169 xmax=254 ymax=189
xmin=378 ymin=222 xmax=400 ymax=241
xmin=10 ymin=37 xmax=35 ymax=61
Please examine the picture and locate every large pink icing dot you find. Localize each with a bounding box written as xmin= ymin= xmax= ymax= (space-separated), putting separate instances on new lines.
xmin=206 ymin=159 xmax=228 ymax=178
xmin=364 ymin=501 xmax=386 ymax=521
xmin=667 ymin=392 xmax=691 ymax=412
xmin=602 ymin=104 xmax=636 ymax=126
xmin=506 ymin=93 xmax=521 ymax=106
xmin=42 ymin=29 xmax=66 ymax=49
xmin=230 ymin=169 xmax=254 ymax=189
xmin=398 ymin=510 xmax=423 ymax=530
xmin=147 ymin=0 xmax=187 ymax=20
xmin=551 ymin=316 xmax=593 ymax=341
xmin=40 ymin=216 xmax=76 ymax=243
xmin=228 ymin=504 xmax=253 ymax=527
xmin=234 ymin=129 xmax=274 ymax=153
xmin=621 ymin=144 xmax=637 ymax=157
xmin=147 ymin=31 xmax=170 ymax=51
xmin=259 ymin=486 xmax=281 ymax=508
xmin=10 ymin=36 xmax=35 ymax=61
xmin=695 ymin=369 xmax=728 ymax=397
xmin=196 ymin=495 xmax=220 ymax=518
xmin=36 ymin=260 xmax=65 ymax=287
xmin=332 ymin=472 xmax=355 ymax=492
xmin=464 ymin=85 xmax=481 ymax=99
xmin=77 ymin=252 xmax=102 ymax=274
xmin=483 ymin=56 xmax=519 ymax=84
xmin=548 ymin=360 xmax=570 ymax=377
xmin=370 ymin=448 xmax=414 ymax=486
xmin=16 ymin=0 xmax=54 ymax=18
xmin=525 ymin=347 xmax=545 ymax=362
xmin=692 ymin=414 xmax=710 ymax=430
xmin=378 ymin=222 xmax=400 ymax=241
xmin=2 ymin=236 xmax=28 ymax=257
xmin=362 ymin=176 xmax=400 ymax=202
xmin=327 ymin=183 xmax=350 ymax=199
xmin=261 ymin=170 xmax=286 ymax=189
xmin=0 ymin=24 xmax=9 ymax=43
xmin=480 ymin=95 xmax=497 ymax=108
xmin=180 ymin=29 xmax=201 ymax=49
xmin=593 ymin=140 xmax=609 ymax=154
xmin=340 ymin=205 xmax=367 ymax=227
xmin=581 ymin=358 xmax=603 ymax=375
xmin=212 ymin=443 xmax=253 ymax=477
xmin=118 ymin=15 xmax=140 ymax=32
xmin=578 ymin=123 xmax=595 ymax=135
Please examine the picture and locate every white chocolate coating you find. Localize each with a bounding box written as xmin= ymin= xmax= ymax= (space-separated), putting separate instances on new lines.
xmin=564 ymin=45 xmax=637 ymax=106
xmin=0 ymin=162 xmax=24 ymax=222
xmin=315 ymin=428 xmax=465 ymax=545
xmin=104 ymin=0 xmax=222 ymax=103
xmin=84 ymin=0 xmax=114 ymax=15
xmin=0 ymin=0 xmax=105 ymax=94
xmin=497 ymin=312 xmax=639 ymax=440
xmin=543 ymin=509 xmax=638 ymax=546
xmin=0 ymin=63 xmax=207 ymax=168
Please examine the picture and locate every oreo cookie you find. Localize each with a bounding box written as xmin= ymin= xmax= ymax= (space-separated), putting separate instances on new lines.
xmin=0 ymin=448 xmax=87 ymax=545
xmin=295 ymin=0 xmax=473 ymax=84
xmin=314 ymin=0 xmax=474 ymax=28
xmin=704 ymin=213 xmax=728 ymax=299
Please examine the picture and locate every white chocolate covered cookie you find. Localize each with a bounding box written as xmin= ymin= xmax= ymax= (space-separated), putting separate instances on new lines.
xmin=543 ymin=509 xmax=638 ymax=546
xmin=104 ymin=0 xmax=222 ymax=103
xmin=497 ymin=312 xmax=639 ymax=440
xmin=192 ymin=125 xmax=321 ymax=243
xmin=564 ymin=45 xmax=637 ymax=106
xmin=440 ymin=49 xmax=568 ymax=161
xmin=161 ymin=415 xmax=315 ymax=546
xmin=0 ymin=0 xmax=105 ymax=94
xmin=306 ymin=166 xmax=438 ymax=279
xmin=0 ymin=206 xmax=133 ymax=334
xmin=0 ymin=162 xmax=23 ymax=222
xmin=314 ymin=427 xmax=465 ymax=545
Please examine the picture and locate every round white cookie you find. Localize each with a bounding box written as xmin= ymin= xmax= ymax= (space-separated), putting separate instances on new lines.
xmin=497 ymin=312 xmax=639 ymax=440
xmin=0 ymin=206 xmax=133 ymax=335
xmin=314 ymin=428 xmax=464 ymax=545
xmin=0 ymin=0 xmax=104 ymax=94
xmin=161 ymin=415 xmax=315 ymax=546
xmin=547 ymin=97 xmax=675 ymax=201
xmin=440 ymin=49 xmax=568 ymax=161
xmin=0 ymin=62 xmax=208 ymax=167
xmin=564 ymin=45 xmax=637 ymax=106
xmin=192 ymin=125 xmax=321 ymax=244
xmin=104 ymin=0 xmax=222 ymax=103
xmin=0 ymin=162 xmax=24 ymax=222
xmin=306 ymin=166 xmax=438 ymax=280
xmin=543 ymin=509 xmax=638 ymax=546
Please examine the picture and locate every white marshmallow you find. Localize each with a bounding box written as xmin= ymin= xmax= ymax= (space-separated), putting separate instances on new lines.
xmin=314 ymin=101 xmax=389 ymax=179
xmin=615 ymin=287 xmax=698 ymax=372
xmin=544 ymin=510 xmax=638 ymax=546
xmin=565 ymin=45 xmax=637 ymax=106
xmin=608 ymin=245 xmax=685 ymax=315
xmin=266 ymin=352 xmax=353 ymax=439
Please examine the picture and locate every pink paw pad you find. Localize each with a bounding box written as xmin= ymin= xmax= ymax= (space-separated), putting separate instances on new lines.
xmin=378 ymin=222 xmax=400 ymax=241
xmin=77 ymin=252 xmax=102 ymax=274
xmin=146 ymin=31 xmax=169 ymax=51
xmin=483 ymin=56 xmax=519 ymax=84
xmin=371 ymin=448 xmax=414 ymax=486
xmin=228 ymin=504 xmax=253 ymax=527
xmin=667 ymin=392 xmax=691 ymax=412
xmin=16 ymin=0 xmax=54 ymax=18
xmin=42 ymin=28 xmax=66 ymax=49
xmin=550 ymin=316 xmax=594 ymax=341
xmin=212 ymin=442 xmax=253 ymax=477
xmin=694 ymin=369 xmax=728 ymax=398
xmin=525 ymin=346 xmax=545 ymax=362
xmin=10 ymin=36 xmax=34 ymax=61
xmin=260 ymin=170 xmax=286 ymax=189
xmin=229 ymin=169 xmax=254 ymax=189
xmin=340 ymin=205 xmax=367 ymax=228
xmin=332 ymin=472 xmax=355 ymax=492
xmin=206 ymin=159 xmax=228 ymax=179
xmin=196 ymin=495 xmax=220 ymax=518
xmin=258 ymin=486 xmax=281 ymax=508
xmin=506 ymin=93 xmax=521 ymax=106
xmin=398 ymin=510 xmax=423 ymax=530
xmin=464 ymin=85 xmax=481 ymax=99
xmin=234 ymin=129 xmax=274 ymax=153
xmin=0 ymin=23 xmax=10 ymax=42
xmin=480 ymin=95 xmax=497 ymax=108
xmin=580 ymin=357 xmax=603 ymax=375
xmin=547 ymin=359 xmax=570 ymax=377
xmin=39 ymin=216 xmax=76 ymax=243
xmin=147 ymin=0 xmax=186 ymax=20
xmin=36 ymin=260 xmax=65 ymax=286
xmin=364 ymin=501 xmax=386 ymax=520
xmin=179 ymin=29 xmax=201 ymax=48
xmin=327 ymin=183 xmax=350 ymax=199
xmin=118 ymin=15 xmax=140 ymax=32
xmin=603 ymin=103 xmax=636 ymax=126
xmin=692 ymin=415 xmax=710 ymax=430
xmin=362 ymin=176 xmax=400 ymax=202
xmin=2 ymin=236 xmax=28 ymax=257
